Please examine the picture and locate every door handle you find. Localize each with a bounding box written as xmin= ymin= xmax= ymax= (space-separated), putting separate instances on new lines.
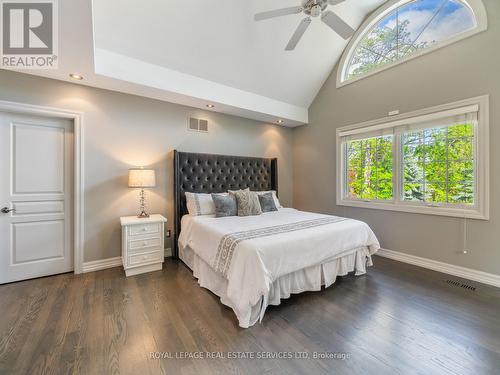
xmin=1 ymin=207 xmax=15 ymax=214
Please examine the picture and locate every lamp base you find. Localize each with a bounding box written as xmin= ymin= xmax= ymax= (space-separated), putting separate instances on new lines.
xmin=137 ymin=210 xmax=150 ymax=218
xmin=137 ymin=188 xmax=150 ymax=218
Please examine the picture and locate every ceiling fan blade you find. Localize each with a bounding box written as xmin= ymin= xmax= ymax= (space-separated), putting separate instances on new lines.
xmin=285 ymin=17 xmax=311 ymax=51
xmin=255 ymin=6 xmax=303 ymax=21
xmin=321 ymin=10 xmax=355 ymax=39
xmin=328 ymin=0 xmax=346 ymax=5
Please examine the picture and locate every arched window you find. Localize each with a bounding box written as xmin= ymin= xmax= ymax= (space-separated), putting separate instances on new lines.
xmin=338 ymin=0 xmax=487 ymax=86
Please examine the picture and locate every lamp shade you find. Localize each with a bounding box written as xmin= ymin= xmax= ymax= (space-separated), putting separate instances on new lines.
xmin=128 ymin=168 xmax=156 ymax=188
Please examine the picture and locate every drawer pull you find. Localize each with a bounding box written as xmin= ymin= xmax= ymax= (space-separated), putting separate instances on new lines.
xmin=143 ymin=256 xmax=147 ymax=260
xmin=142 ymin=242 xmax=147 ymax=246
xmin=142 ymin=227 xmax=147 ymax=231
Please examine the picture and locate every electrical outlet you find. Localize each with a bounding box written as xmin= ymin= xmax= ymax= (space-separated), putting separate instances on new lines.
xmin=166 ymin=230 xmax=171 ymax=238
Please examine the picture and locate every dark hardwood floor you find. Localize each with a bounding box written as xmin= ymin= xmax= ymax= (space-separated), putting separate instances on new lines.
xmin=0 ymin=256 xmax=499 ymax=375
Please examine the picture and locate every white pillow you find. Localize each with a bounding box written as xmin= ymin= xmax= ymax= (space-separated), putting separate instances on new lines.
xmin=256 ymin=190 xmax=282 ymax=209
xmin=185 ymin=192 xmax=216 ymax=216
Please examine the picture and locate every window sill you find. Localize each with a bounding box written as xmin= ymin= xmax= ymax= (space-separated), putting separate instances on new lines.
xmin=338 ymin=199 xmax=488 ymax=220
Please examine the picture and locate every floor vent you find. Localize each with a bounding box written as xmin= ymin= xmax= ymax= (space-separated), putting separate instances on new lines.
xmin=446 ymin=279 xmax=476 ymax=291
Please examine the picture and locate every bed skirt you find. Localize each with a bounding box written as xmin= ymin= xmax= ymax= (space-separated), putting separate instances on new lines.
xmin=179 ymin=245 xmax=374 ymax=328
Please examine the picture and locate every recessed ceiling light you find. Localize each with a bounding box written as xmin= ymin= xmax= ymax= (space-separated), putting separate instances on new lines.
xmin=276 ymin=119 xmax=284 ymax=124
xmin=206 ymin=104 xmax=215 ymax=108
xmin=69 ymin=73 xmax=83 ymax=80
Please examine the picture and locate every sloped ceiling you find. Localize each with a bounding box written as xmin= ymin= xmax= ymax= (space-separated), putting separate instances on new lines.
xmin=3 ymin=0 xmax=386 ymax=126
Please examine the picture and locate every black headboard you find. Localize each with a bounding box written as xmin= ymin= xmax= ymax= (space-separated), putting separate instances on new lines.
xmin=173 ymin=150 xmax=278 ymax=258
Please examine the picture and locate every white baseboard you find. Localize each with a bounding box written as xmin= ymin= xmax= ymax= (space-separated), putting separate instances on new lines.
xmin=82 ymin=256 xmax=122 ymax=273
xmin=82 ymin=248 xmax=173 ymax=273
xmin=377 ymin=248 xmax=500 ymax=288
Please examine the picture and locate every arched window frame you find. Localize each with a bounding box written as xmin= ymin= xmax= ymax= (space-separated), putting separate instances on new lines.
xmin=337 ymin=0 xmax=488 ymax=88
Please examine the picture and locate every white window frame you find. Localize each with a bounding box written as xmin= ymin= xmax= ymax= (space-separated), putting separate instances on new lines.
xmin=336 ymin=96 xmax=489 ymax=220
xmin=336 ymin=0 xmax=488 ymax=88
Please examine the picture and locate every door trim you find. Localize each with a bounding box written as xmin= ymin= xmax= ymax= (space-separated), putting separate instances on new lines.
xmin=0 ymin=100 xmax=84 ymax=274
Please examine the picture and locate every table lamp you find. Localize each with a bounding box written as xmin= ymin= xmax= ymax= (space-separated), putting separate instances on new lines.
xmin=128 ymin=168 xmax=156 ymax=218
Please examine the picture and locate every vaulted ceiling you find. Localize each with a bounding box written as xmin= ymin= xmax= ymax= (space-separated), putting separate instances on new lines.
xmin=4 ymin=0 xmax=386 ymax=126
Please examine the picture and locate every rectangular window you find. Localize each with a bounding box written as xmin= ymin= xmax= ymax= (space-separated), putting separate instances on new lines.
xmin=402 ymin=123 xmax=474 ymax=205
xmin=337 ymin=97 xmax=489 ymax=219
xmin=346 ymin=135 xmax=393 ymax=201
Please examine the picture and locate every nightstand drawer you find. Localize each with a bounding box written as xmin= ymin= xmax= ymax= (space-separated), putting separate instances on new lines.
xmin=129 ymin=237 xmax=161 ymax=252
xmin=128 ymin=223 xmax=160 ymax=236
xmin=128 ymin=250 xmax=163 ymax=266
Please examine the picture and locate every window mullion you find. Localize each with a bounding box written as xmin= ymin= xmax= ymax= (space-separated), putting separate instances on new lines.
xmin=445 ymin=126 xmax=450 ymax=203
xmin=375 ymin=138 xmax=379 ymax=200
xmin=394 ymin=132 xmax=401 ymax=204
xmin=344 ymin=142 xmax=349 ymax=200
xmin=422 ymin=132 xmax=427 ymax=204
xmin=473 ymin=122 xmax=479 ymax=208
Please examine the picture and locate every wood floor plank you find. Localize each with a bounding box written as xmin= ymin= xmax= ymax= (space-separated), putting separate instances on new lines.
xmin=0 ymin=275 xmax=63 ymax=375
xmin=0 ymin=256 xmax=499 ymax=375
xmin=64 ymin=272 xmax=94 ymax=375
xmin=25 ymin=275 xmax=76 ymax=375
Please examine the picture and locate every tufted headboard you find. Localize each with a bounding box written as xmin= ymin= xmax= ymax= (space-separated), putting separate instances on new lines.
xmin=173 ymin=150 xmax=278 ymax=258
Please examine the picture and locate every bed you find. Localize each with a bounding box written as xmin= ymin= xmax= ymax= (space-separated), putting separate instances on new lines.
xmin=173 ymin=150 xmax=380 ymax=328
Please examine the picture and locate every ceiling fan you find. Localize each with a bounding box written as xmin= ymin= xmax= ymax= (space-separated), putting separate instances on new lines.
xmin=254 ymin=0 xmax=355 ymax=51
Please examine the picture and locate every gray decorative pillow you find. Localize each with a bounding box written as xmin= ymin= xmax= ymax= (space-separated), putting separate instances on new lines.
xmin=258 ymin=192 xmax=277 ymax=212
xmin=211 ymin=193 xmax=237 ymax=217
xmin=231 ymin=188 xmax=262 ymax=217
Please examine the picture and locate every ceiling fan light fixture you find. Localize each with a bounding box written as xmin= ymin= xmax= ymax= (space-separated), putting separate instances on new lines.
xmin=310 ymin=4 xmax=322 ymax=17
xmin=254 ymin=0 xmax=352 ymax=51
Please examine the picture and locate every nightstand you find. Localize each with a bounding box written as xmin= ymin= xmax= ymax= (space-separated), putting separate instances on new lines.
xmin=120 ymin=214 xmax=167 ymax=277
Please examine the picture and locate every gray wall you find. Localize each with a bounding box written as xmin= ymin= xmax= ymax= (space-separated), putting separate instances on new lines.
xmin=293 ymin=0 xmax=500 ymax=275
xmin=0 ymin=70 xmax=294 ymax=262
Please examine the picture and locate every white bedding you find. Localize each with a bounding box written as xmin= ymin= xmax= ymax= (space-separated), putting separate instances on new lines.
xmin=179 ymin=208 xmax=380 ymax=327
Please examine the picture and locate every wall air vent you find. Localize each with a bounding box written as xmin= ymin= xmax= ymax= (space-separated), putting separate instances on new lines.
xmin=446 ymin=279 xmax=476 ymax=291
xmin=198 ymin=119 xmax=208 ymax=132
xmin=188 ymin=117 xmax=209 ymax=133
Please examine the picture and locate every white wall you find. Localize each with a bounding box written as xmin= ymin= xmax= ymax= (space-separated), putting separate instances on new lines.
xmin=0 ymin=70 xmax=294 ymax=262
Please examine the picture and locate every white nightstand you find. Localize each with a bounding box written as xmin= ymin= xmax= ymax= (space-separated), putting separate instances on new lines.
xmin=120 ymin=214 xmax=167 ymax=277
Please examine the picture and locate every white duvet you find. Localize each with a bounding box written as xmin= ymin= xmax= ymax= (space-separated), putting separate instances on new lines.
xmin=179 ymin=208 xmax=380 ymax=325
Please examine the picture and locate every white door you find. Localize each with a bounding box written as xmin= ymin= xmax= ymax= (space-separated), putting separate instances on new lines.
xmin=0 ymin=111 xmax=73 ymax=283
